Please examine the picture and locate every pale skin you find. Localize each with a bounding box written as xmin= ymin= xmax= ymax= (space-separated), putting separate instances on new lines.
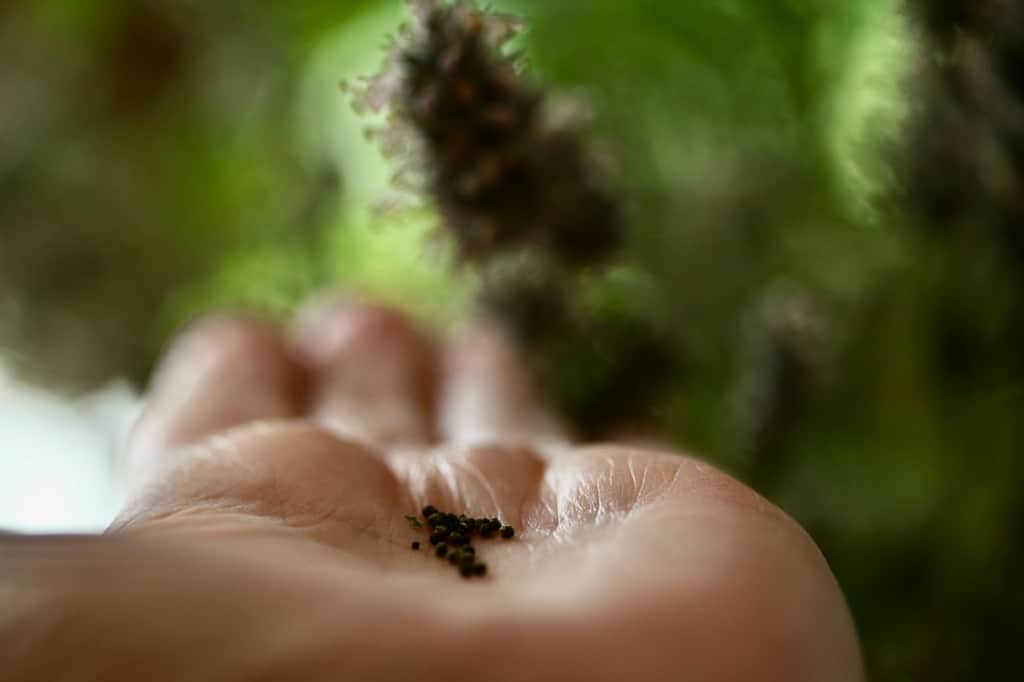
xmin=0 ymin=300 xmax=864 ymax=681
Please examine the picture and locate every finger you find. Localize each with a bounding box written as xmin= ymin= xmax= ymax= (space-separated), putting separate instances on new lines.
xmin=112 ymin=422 xmax=401 ymax=537
xmin=292 ymin=299 xmax=439 ymax=448
xmin=440 ymin=322 xmax=571 ymax=450
xmin=126 ymin=315 xmax=307 ymax=479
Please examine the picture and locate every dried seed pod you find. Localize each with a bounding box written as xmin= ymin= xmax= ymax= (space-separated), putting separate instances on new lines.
xmin=355 ymin=0 xmax=624 ymax=267
xmin=478 ymin=254 xmax=573 ymax=351
xmin=731 ymin=289 xmax=829 ymax=488
xmin=907 ymin=0 xmax=1000 ymax=51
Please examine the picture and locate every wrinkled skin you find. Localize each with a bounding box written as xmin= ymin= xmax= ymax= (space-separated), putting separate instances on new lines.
xmin=1 ymin=301 xmax=863 ymax=681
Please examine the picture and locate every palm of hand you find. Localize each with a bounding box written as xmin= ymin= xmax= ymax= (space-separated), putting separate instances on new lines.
xmin=68 ymin=303 xmax=860 ymax=682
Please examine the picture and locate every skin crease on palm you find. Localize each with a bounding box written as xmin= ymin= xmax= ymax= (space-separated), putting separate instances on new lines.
xmin=0 ymin=299 xmax=865 ymax=682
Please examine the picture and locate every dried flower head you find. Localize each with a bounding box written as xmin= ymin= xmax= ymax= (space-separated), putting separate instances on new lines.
xmin=354 ymin=0 xmax=624 ymax=267
xmin=730 ymin=289 xmax=830 ymax=486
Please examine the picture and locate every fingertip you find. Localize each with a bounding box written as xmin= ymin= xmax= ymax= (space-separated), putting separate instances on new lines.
xmin=291 ymin=298 xmax=434 ymax=369
xmin=127 ymin=313 xmax=307 ymax=477
xmin=441 ymin=321 xmax=571 ymax=450
xmin=290 ymin=298 xmax=440 ymax=446
xmin=152 ymin=314 xmax=300 ymax=393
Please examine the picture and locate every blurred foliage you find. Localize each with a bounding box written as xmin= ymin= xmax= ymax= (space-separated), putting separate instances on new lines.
xmin=1 ymin=0 xmax=1022 ymax=679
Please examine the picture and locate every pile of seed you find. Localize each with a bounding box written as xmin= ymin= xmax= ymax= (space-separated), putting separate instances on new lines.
xmin=405 ymin=505 xmax=515 ymax=578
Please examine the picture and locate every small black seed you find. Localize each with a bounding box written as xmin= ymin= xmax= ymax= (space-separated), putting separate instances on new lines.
xmin=459 ymin=564 xmax=474 ymax=578
xmin=435 ymin=543 xmax=449 ymax=558
xmin=423 ymin=505 xmax=438 ymax=518
xmin=449 ymin=532 xmax=467 ymax=546
xmin=429 ymin=530 xmax=448 ymax=545
xmin=448 ymin=552 xmax=460 ymax=565
xmin=500 ymin=525 xmax=515 ymax=539
xmin=412 ymin=541 xmax=421 ymax=550
xmin=427 ymin=513 xmax=443 ymax=528
xmin=472 ymin=563 xmax=487 ymax=576
xmin=461 ymin=545 xmax=475 ymax=555
xmin=458 ymin=553 xmax=475 ymax=569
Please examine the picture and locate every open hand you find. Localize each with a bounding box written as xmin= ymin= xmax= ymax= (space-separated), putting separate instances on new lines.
xmin=1 ymin=300 xmax=863 ymax=681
